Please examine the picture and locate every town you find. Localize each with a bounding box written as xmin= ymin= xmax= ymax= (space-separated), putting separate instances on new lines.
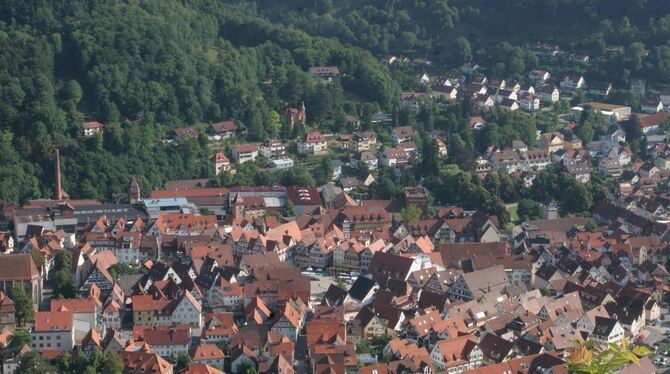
xmin=3 ymin=1 xmax=670 ymax=373
xmin=2 ymin=55 xmax=670 ymax=372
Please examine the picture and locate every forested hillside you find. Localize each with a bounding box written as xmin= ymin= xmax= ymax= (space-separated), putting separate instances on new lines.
xmin=0 ymin=0 xmax=398 ymax=202
xmin=1 ymin=0 xmax=670 ymax=206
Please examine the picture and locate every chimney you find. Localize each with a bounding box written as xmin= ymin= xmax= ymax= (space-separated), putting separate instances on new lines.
xmin=55 ymin=148 xmax=62 ymax=201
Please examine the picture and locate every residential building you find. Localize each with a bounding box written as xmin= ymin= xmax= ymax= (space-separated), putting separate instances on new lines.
xmin=297 ymin=132 xmax=328 ymax=155
xmin=31 ymin=310 xmax=75 ymax=351
xmin=232 ymin=144 xmax=259 ymax=164
xmin=83 ymin=121 xmax=104 ymax=136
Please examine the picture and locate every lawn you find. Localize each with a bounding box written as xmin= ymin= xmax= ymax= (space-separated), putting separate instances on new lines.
xmin=507 ymin=203 xmax=519 ymax=223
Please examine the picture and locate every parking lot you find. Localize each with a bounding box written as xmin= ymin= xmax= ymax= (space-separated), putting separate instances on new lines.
xmin=643 ymin=307 xmax=670 ymax=371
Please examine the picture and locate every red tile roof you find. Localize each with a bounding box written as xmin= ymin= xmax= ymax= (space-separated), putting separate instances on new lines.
xmin=34 ymin=310 xmax=73 ymax=332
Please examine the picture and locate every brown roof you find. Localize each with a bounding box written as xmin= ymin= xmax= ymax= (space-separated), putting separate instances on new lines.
xmin=233 ymin=144 xmax=259 ymax=153
xmin=143 ymin=326 xmax=190 ymax=346
xmin=0 ymin=254 xmax=40 ymax=281
xmin=210 ymin=120 xmax=237 ymax=133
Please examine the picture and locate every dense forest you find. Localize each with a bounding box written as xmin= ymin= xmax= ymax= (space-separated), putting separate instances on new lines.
xmin=1 ymin=0 xmax=669 ymax=211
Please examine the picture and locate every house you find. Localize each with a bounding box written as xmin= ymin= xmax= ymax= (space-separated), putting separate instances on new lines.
xmin=590 ymin=317 xmax=624 ymax=346
xmin=190 ymin=344 xmax=225 ymax=369
xmin=173 ymin=127 xmax=199 ymax=141
xmin=232 ymin=144 xmax=259 ymax=163
xmin=498 ymin=98 xmax=518 ymax=111
xmin=560 ymin=74 xmax=585 ymax=91
xmin=429 ymin=335 xmax=483 ymax=372
xmin=271 ymin=298 xmax=308 ymax=341
xmin=357 ymin=151 xmax=379 ymax=170
xmin=565 ymin=162 xmax=592 ymax=183
xmin=392 ymin=126 xmax=417 ymax=145
xmin=380 ymin=148 xmax=409 ymax=167
xmin=308 ymin=66 xmax=340 ymax=82
xmin=538 ymin=132 xmax=564 ymax=153
xmin=518 ymin=92 xmax=540 ymax=111
xmin=0 ymin=291 xmax=15 ymax=329
xmin=259 ymin=139 xmax=287 ymax=159
xmin=641 ymin=97 xmax=664 ymax=114
xmin=447 ymin=265 xmax=508 ymax=302
xmin=344 ymin=277 xmax=378 ymax=309
xmin=433 ymin=85 xmax=458 ymax=100
xmin=297 ymin=131 xmax=328 ymax=155
xmin=539 ymin=84 xmax=560 ymax=103
xmin=528 ymin=70 xmax=550 ymax=82
xmin=270 ymin=158 xmax=294 ymax=172
xmin=51 ymin=297 xmax=99 ymax=343
xmin=120 ymin=351 xmax=173 ymax=374
xmin=208 ymin=121 xmax=237 ymax=140
xmin=588 ymin=82 xmax=612 ymax=96
xmin=141 ymin=326 xmax=191 ymax=357
xmin=81 ymin=328 xmax=103 ymax=356
xmin=230 ymin=344 xmax=258 ymax=374
xmin=469 ymin=116 xmax=487 ymax=130
xmin=353 ymin=131 xmax=378 ymax=152
xmin=478 ymin=333 xmax=514 ymax=364
xmin=638 ymin=112 xmax=669 ymax=134
xmin=211 ymin=152 xmax=233 ymax=175
xmin=83 ymin=121 xmax=104 ymax=136
xmin=339 ymin=177 xmax=361 ymax=193
xmin=31 ymin=310 xmax=75 ymax=351
xmin=474 ymin=94 xmax=495 ymax=110
xmin=494 ymin=89 xmax=517 ymax=103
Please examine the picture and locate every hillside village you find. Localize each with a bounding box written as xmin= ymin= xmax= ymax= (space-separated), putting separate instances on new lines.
xmin=4 ymin=23 xmax=670 ymax=374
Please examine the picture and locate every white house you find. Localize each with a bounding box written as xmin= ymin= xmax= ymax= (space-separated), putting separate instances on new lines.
xmin=143 ymin=327 xmax=190 ymax=357
xmin=270 ymin=298 xmax=307 ymax=341
xmin=539 ymin=85 xmax=560 ymax=103
xmin=32 ymin=310 xmax=75 ymax=351
xmin=171 ymin=290 xmax=203 ymax=329
xmin=380 ymin=148 xmax=409 ymax=167
xmin=232 ymin=144 xmax=259 ymax=163
xmin=297 ymin=131 xmax=328 ymax=155
xmin=641 ymin=97 xmax=664 ymax=114
xmin=591 ymin=317 xmax=624 ymax=346
xmin=560 ymin=74 xmax=585 ymax=91
xmin=429 ymin=336 xmax=483 ymax=371
xmin=519 ymin=93 xmax=540 ymax=111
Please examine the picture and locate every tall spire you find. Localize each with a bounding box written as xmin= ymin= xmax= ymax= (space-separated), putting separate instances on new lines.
xmin=55 ymin=148 xmax=62 ymax=201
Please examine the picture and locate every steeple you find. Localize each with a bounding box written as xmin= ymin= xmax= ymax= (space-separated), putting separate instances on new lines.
xmin=55 ymin=148 xmax=62 ymax=201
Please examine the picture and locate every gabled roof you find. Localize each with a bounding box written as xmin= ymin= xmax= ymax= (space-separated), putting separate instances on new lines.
xmin=479 ymin=333 xmax=514 ymax=363
xmin=34 ymin=310 xmax=73 ymax=332
xmin=0 ymin=254 xmax=40 ymax=281
xmin=347 ymin=277 xmax=377 ymax=302
xmin=121 ymin=351 xmax=173 ymax=374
